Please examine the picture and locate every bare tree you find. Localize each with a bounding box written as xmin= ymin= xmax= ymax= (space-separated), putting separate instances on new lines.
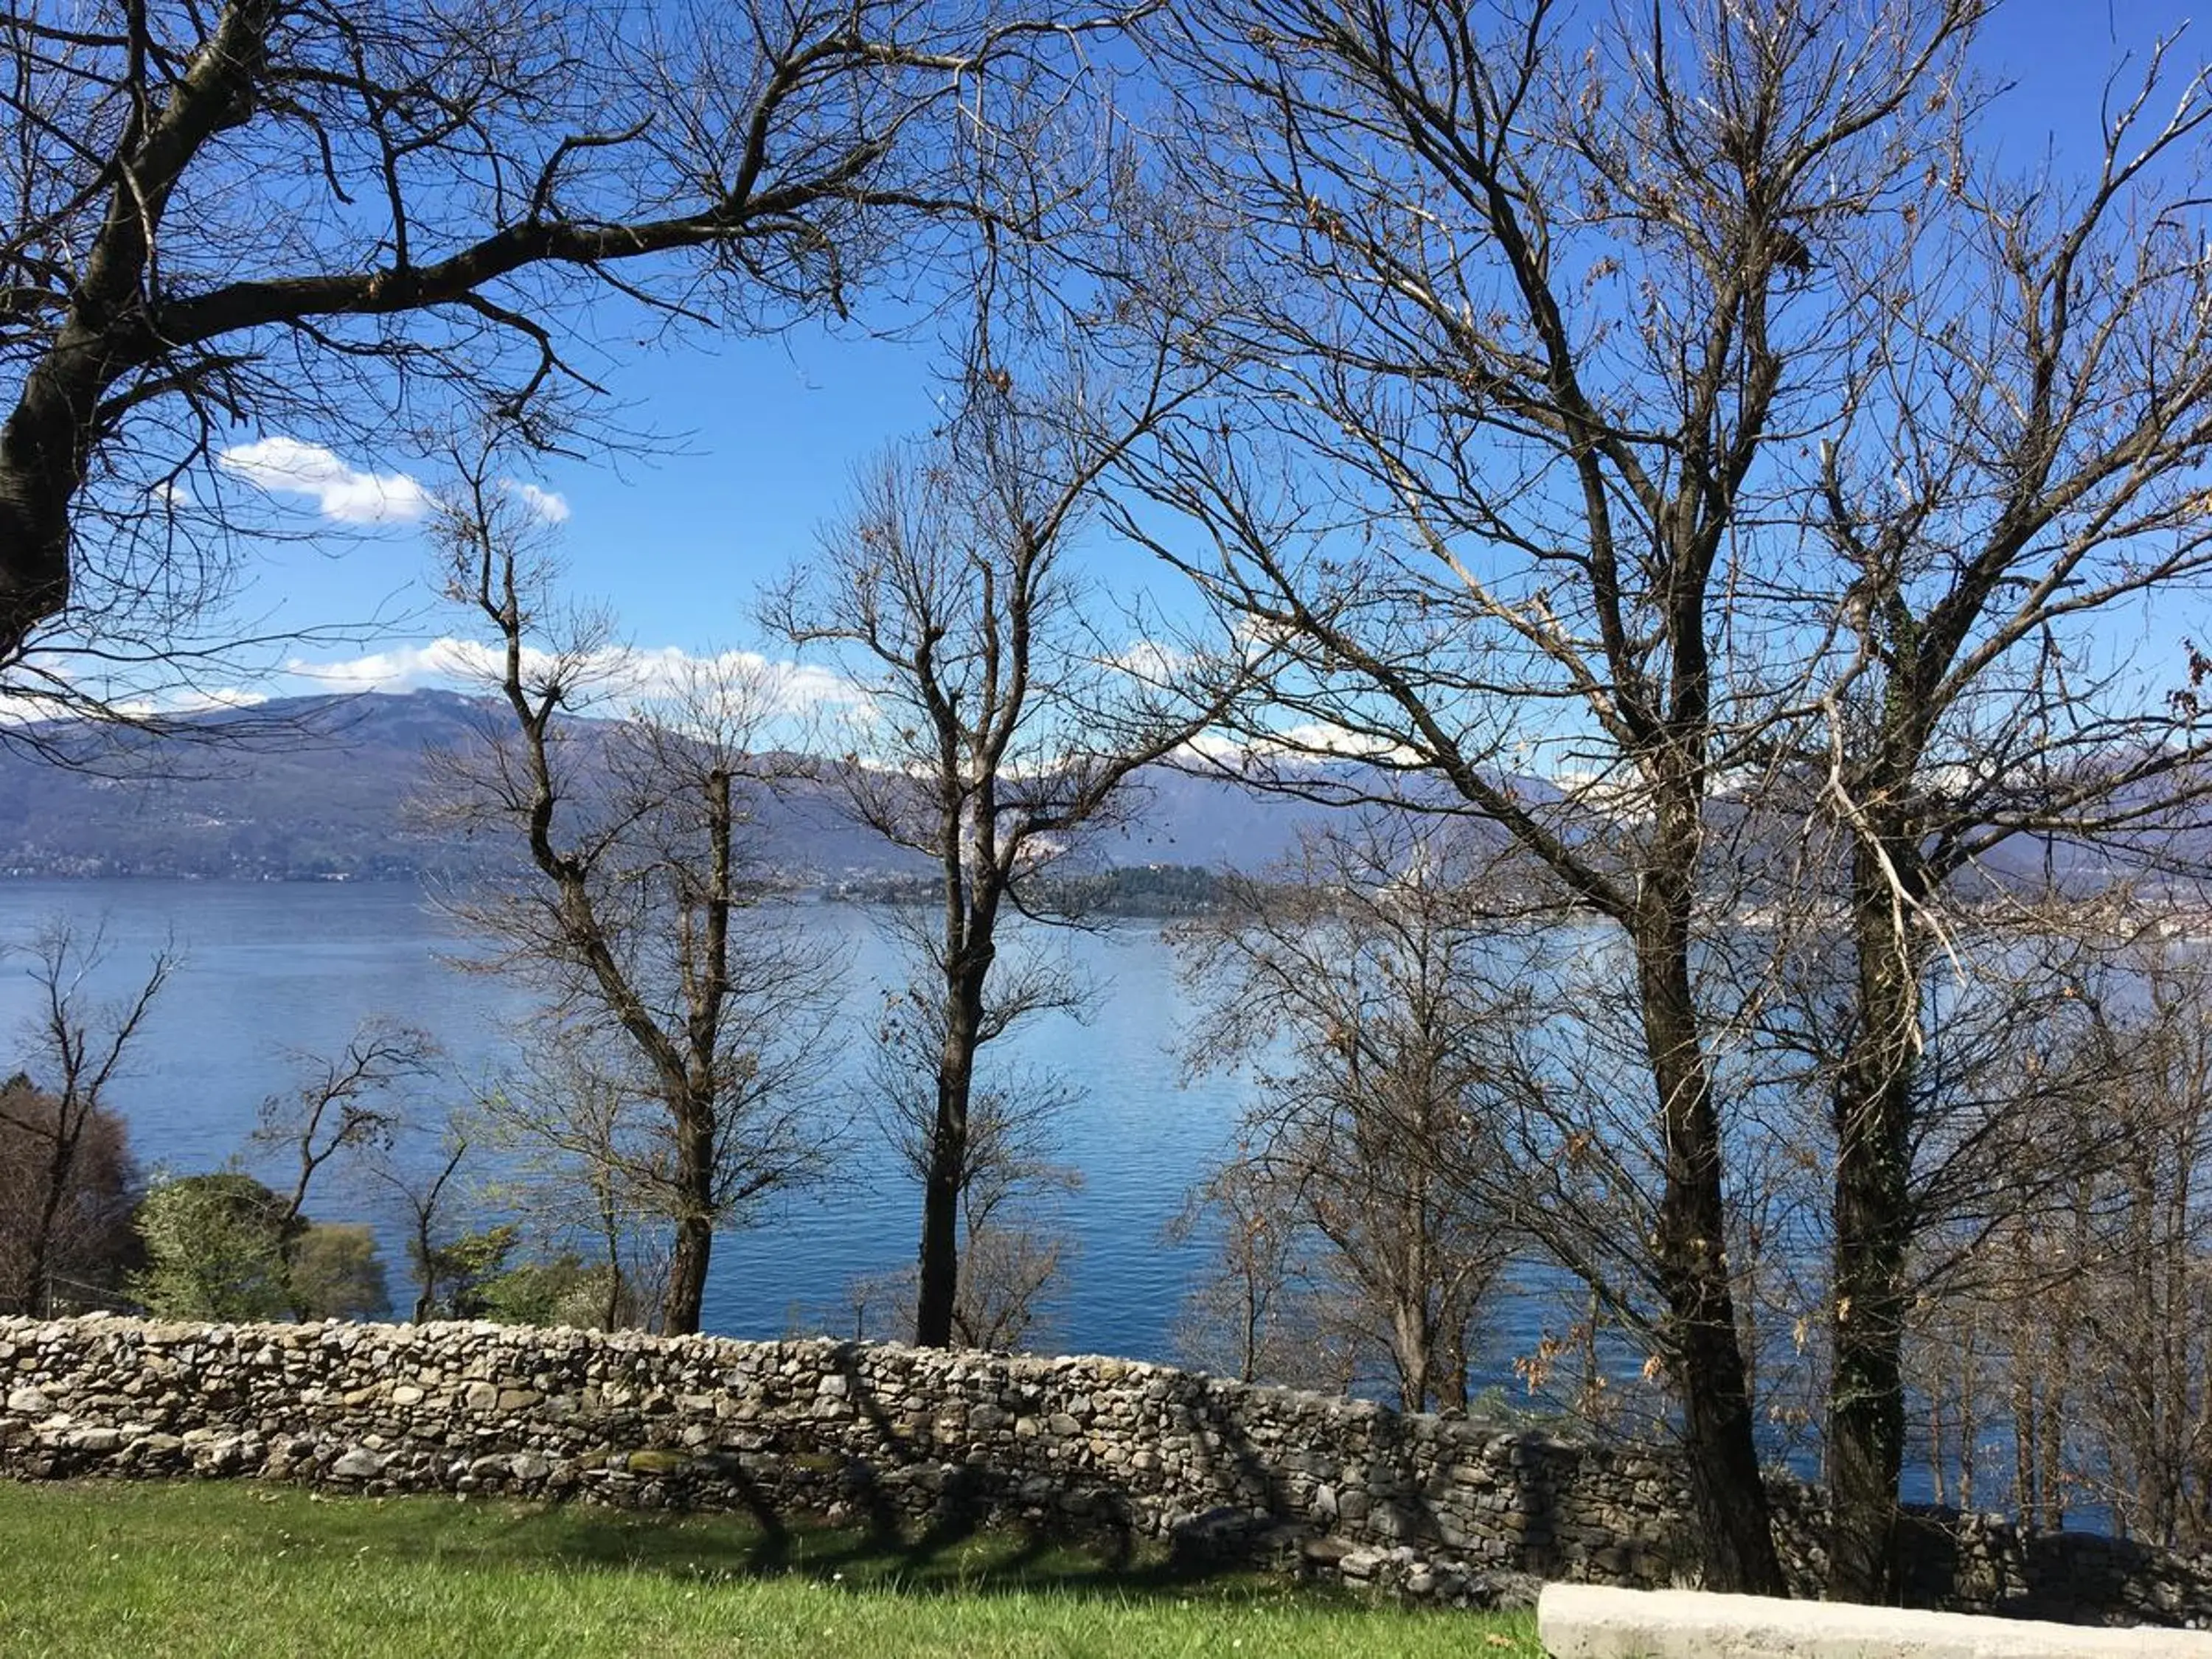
xmin=1164 ymin=1152 xmax=1340 ymax=1390
xmin=250 ymin=1017 xmax=441 ymax=1229
xmin=1177 ymin=817 xmax=1522 ymax=1411
xmin=815 ymin=1043 xmax=1080 ymax=1349
xmin=1 ymin=918 xmax=170 ymax=1313
xmin=2072 ymin=945 xmax=2212 ymax=1549
xmin=0 ymin=0 xmax=1131 ymax=703
xmin=1765 ymin=46 xmax=2212 ymax=1592
xmin=1905 ymin=922 xmax=2212 ymax=1549
xmin=940 ymin=1071 xmax=1080 ymax=1352
xmin=365 ymin=1118 xmax=475 ymax=1324
xmin=1118 ymin=0 xmax=2212 ymax=1595
xmin=1113 ymin=0 xmax=1989 ymax=1589
xmin=952 ymin=1208 xmax=1077 ymax=1351
xmin=473 ymin=1022 xmax=691 ymax=1332
xmin=860 ymin=945 xmax=1088 ymax=1349
xmin=424 ymin=441 xmax=841 ymax=1335
xmin=766 ymin=336 xmax=1243 ymax=1348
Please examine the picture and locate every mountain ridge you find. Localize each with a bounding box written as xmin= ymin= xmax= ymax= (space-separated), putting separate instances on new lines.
xmin=0 ymin=689 xmax=1354 ymax=883
xmin=1 ymin=689 xmax=2148 ymax=891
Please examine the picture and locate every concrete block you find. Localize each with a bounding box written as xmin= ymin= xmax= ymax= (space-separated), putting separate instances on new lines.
xmin=1537 ymin=1583 xmax=2212 ymax=1657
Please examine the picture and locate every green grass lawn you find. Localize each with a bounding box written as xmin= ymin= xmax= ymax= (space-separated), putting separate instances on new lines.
xmin=0 ymin=1479 xmax=1545 ymax=1658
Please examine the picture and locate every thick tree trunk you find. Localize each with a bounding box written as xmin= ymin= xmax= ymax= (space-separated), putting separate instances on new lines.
xmin=1826 ymin=846 xmax=1924 ymax=1603
xmin=15 ymin=1224 xmax=50 ymax=1317
xmin=1638 ymin=901 xmax=1789 ymax=1598
xmin=1825 ymin=1169 xmax=1907 ymax=1599
xmin=662 ymin=1215 xmax=712 ymax=1335
xmin=658 ymin=1097 xmax=717 ymax=1335
xmin=0 ymin=0 xmax=296 ymax=668
xmin=912 ymin=1086 xmax=967 ymax=1346
xmin=1392 ymin=1301 xmax=1432 ymax=1413
xmin=13 ymin=1114 xmax=85 ymax=1315
xmin=914 ymin=974 xmax=982 ymax=1347
xmin=0 ymin=359 xmax=102 ymax=666
xmin=661 ymin=1214 xmax=712 ymax=1336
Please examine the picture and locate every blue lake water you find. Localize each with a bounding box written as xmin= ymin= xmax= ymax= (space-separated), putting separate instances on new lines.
xmin=0 ymin=879 xmax=1256 ymax=1361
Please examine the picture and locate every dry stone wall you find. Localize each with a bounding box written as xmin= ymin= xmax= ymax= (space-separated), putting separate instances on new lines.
xmin=1 ymin=1314 xmax=2205 ymax=1628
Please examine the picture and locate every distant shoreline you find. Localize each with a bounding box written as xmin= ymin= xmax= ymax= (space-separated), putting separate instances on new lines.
xmin=0 ymin=866 xmax=1237 ymax=921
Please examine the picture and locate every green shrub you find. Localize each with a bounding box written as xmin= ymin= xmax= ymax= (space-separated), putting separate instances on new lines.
xmin=128 ymin=1173 xmax=297 ymax=1320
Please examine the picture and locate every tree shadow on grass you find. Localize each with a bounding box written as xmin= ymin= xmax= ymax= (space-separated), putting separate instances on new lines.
xmin=370 ymin=1497 xmax=1298 ymax=1610
xmin=215 ymin=1342 xmax=1341 ymax=1612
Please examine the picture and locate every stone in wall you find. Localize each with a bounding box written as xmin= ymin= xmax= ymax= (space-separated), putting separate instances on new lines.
xmin=0 ymin=1314 xmax=2204 ymax=1628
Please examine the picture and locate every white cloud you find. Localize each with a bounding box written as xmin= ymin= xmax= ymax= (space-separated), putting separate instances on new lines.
xmin=621 ymin=645 xmax=864 ymax=714
xmin=1274 ymin=721 xmax=1417 ymax=760
xmin=0 ymin=688 xmax=64 ymax=726
xmin=282 ymin=639 xmax=496 ymax=691
xmin=1104 ymin=639 xmax=1191 ymax=681
xmin=114 ymin=686 xmax=273 ymax=717
xmin=218 ymin=437 xmax=432 ymax=524
xmin=509 ymin=481 xmax=571 ymax=524
xmin=1547 ymin=765 xmax=1654 ymax=821
xmin=1177 ymin=720 xmax=1419 ymax=767
xmin=282 ymin=639 xmax=866 ymax=720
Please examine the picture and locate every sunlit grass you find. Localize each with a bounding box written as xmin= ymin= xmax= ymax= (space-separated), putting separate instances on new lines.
xmin=0 ymin=1479 xmax=1544 ymax=1658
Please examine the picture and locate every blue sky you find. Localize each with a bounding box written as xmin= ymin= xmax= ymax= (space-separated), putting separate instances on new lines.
xmin=93 ymin=0 xmax=2212 ymax=717
xmin=226 ymin=316 xmax=950 ymax=695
